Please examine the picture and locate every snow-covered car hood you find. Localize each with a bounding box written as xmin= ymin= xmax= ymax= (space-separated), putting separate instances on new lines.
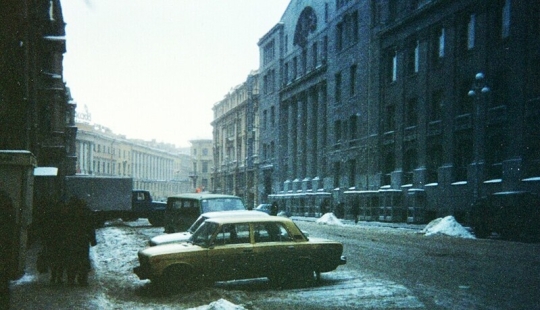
xmin=150 ymin=232 xmax=191 ymax=246
xmin=139 ymin=242 xmax=202 ymax=257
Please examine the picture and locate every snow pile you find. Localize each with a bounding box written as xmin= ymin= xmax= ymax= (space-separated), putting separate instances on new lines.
xmin=421 ymin=216 xmax=475 ymax=239
xmin=188 ymin=298 xmax=246 ymax=310
xmin=316 ymin=212 xmax=344 ymax=226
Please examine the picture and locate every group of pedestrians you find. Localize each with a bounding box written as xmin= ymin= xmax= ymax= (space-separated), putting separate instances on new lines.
xmin=40 ymin=196 xmax=97 ymax=286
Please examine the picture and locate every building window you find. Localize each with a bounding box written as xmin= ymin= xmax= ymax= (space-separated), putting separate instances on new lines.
xmin=430 ymin=90 xmax=443 ymax=121
xmin=384 ymin=104 xmax=395 ymax=132
xmin=406 ymin=40 xmax=420 ymax=75
xmin=293 ymin=57 xmax=298 ymax=80
xmin=312 ymin=42 xmax=318 ymax=68
xmin=202 ymin=148 xmax=208 ymax=156
xmin=383 ymin=150 xmax=394 ymax=185
xmin=349 ymin=114 xmax=357 ymax=139
xmin=284 ymin=63 xmax=289 ymax=85
xmin=322 ymin=36 xmax=328 ymax=63
xmin=336 ymin=22 xmax=344 ymax=51
xmin=459 ymin=79 xmax=474 ymax=115
xmin=349 ymin=64 xmax=357 ymax=97
xmin=454 ymin=134 xmax=473 ymax=182
xmin=406 ymin=97 xmax=418 ymax=127
xmin=486 ymin=131 xmax=504 ymax=179
xmin=349 ymin=159 xmax=356 ymax=188
xmin=500 ymin=0 xmax=511 ymax=39
xmin=263 ymin=40 xmax=275 ymax=66
xmin=386 ymin=49 xmax=398 ymax=83
xmin=335 ymin=72 xmax=342 ymax=103
xmin=202 ymin=161 xmax=208 ymax=173
xmin=466 ymin=14 xmax=476 ymax=50
xmin=334 ymin=161 xmax=341 ymax=188
xmin=427 ymin=143 xmax=442 ymax=183
xmin=334 ymin=120 xmax=342 ymax=143
xmin=389 ymin=0 xmax=398 ymax=22
xmin=403 ymin=148 xmax=417 ymax=184
xmin=492 ymin=69 xmax=509 ymax=107
xmin=371 ymin=0 xmax=381 ymax=25
xmin=325 ymin=3 xmax=329 ymax=23
xmin=431 ymin=26 xmax=445 ymax=66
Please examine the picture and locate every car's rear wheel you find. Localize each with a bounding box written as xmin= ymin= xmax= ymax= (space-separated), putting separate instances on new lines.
xmin=295 ymin=262 xmax=318 ymax=287
xmin=268 ymin=270 xmax=288 ymax=289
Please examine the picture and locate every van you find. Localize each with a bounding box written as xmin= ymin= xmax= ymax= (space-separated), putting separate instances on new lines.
xmin=164 ymin=193 xmax=246 ymax=233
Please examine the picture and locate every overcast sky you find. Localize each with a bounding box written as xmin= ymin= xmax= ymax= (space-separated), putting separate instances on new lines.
xmin=60 ymin=0 xmax=290 ymax=147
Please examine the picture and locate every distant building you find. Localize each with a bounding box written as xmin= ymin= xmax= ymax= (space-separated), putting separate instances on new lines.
xmin=189 ymin=139 xmax=213 ymax=193
xmin=211 ymin=71 xmax=259 ymax=208
xmin=75 ymin=122 xmax=191 ymax=200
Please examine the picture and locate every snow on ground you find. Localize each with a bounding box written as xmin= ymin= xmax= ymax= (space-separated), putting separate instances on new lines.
xmin=316 ymin=212 xmax=344 ymax=226
xmin=421 ymin=216 xmax=476 ymax=239
xmin=187 ymin=298 xmax=245 ymax=310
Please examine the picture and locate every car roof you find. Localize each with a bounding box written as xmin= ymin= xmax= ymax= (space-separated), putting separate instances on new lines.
xmin=205 ymin=216 xmax=294 ymax=225
xmin=202 ymin=210 xmax=268 ymax=218
xmin=167 ymin=193 xmax=241 ymax=200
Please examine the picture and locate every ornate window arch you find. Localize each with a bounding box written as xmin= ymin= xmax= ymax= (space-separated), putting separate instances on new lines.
xmin=294 ymin=7 xmax=317 ymax=48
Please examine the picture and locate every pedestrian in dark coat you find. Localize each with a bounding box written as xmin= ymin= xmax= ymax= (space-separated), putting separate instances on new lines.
xmin=335 ymin=202 xmax=345 ymax=219
xmin=0 ymin=190 xmax=15 ymax=310
xmin=65 ymin=197 xmax=97 ymax=286
xmin=352 ymin=202 xmax=360 ymax=224
xmin=43 ymin=202 xmax=68 ymax=284
xmin=270 ymin=201 xmax=279 ymax=216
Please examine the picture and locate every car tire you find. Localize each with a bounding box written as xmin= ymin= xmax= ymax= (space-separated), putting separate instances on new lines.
xmin=268 ymin=270 xmax=288 ymax=289
xmin=296 ymin=262 xmax=317 ymax=287
xmin=148 ymin=216 xmax=163 ymax=227
xmin=156 ymin=265 xmax=196 ymax=294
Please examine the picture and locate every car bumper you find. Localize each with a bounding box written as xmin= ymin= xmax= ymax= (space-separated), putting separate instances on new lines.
xmin=133 ymin=266 xmax=149 ymax=280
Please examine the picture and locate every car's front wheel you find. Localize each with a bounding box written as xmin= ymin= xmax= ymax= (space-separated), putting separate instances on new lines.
xmin=154 ymin=265 xmax=197 ymax=294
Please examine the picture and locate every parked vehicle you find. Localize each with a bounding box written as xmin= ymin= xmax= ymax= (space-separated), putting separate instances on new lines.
xmin=130 ymin=190 xmax=166 ymax=226
xmin=59 ymin=176 xmax=165 ymax=226
xmin=134 ymin=216 xmax=346 ymax=290
xmin=164 ymin=193 xmax=246 ymax=233
xmin=149 ymin=210 xmax=268 ymax=246
xmin=254 ymin=203 xmax=272 ymax=214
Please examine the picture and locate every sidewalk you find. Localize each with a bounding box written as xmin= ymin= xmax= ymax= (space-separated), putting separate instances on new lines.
xmin=291 ymin=214 xmax=427 ymax=231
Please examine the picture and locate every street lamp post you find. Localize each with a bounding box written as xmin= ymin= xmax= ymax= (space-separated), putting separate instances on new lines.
xmin=468 ymin=72 xmax=490 ymax=201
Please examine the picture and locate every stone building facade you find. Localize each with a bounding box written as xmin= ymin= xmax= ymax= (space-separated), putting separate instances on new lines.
xmin=0 ymin=0 xmax=77 ymax=177
xmin=75 ymin=122 xmax=191 ymax=200
xmin=189 ymin=139 xmax=213 ymax=193
xmin=255 ymin=0 xmax=540 ymax=224
xmin=211 ymin=71 xmax=260 ymax=208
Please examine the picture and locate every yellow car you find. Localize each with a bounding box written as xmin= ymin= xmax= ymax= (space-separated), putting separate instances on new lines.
xmin=134 ymin=216 xmax=346 ymax=290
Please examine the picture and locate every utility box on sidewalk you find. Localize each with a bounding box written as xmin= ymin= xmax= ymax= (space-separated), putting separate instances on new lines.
xmin=0 ymin=150 xmax=37 ymax=279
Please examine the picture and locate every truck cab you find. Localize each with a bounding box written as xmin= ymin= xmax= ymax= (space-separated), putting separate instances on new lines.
xmin=131 ymin=190 xmax=166 ymax=226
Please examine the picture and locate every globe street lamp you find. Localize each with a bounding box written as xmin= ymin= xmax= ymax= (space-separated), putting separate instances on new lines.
xmin=468 ymin=72 xmax=490 ymax=201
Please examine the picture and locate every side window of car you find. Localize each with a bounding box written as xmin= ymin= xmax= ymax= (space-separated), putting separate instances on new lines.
xmin=214 ymin=224 xmax=232 ymax=245
xmin=231 ymin=224 xmax=250 ymax=244
xmin=214 ymin=224 xmax=251 ymax=245
xmin=254 ymin=223 xmax=293 ymax=243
